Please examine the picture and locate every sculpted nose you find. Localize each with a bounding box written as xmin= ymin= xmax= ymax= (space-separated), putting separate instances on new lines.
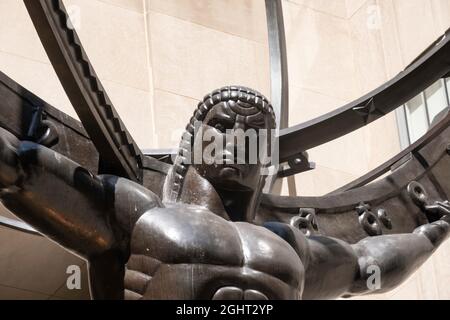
xmin=233 ymin=119 xmax=245 ymax=131
xmin=224 ymin=140 xmax=238 ymax=163
xmin=225 ymin=138 xmax=248 ymax=165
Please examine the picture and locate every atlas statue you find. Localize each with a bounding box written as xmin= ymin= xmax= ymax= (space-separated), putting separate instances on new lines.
xmin=0 ymin=0 xmax=449 ymax=300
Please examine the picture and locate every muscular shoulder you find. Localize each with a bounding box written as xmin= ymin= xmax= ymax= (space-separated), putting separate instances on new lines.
xmin=130 ymin=204 xmax=244 ymax=266
xmin=101 ymin=176 xmax=163 ymax=233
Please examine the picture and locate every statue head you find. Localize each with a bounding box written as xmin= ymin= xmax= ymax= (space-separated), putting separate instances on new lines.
xmin=164 ymin=86 xmax=276 ymax=221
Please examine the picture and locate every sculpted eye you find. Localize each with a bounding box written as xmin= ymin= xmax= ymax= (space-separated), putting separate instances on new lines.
xmin=246 ymin=113 xmax=265 ymax=128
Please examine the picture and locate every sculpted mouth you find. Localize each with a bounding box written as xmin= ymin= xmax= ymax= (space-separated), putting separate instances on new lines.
xmin=220 ymin=163 xmax=241 ymax=172
xmin=219 ymin=165 xmax=242 ymax=178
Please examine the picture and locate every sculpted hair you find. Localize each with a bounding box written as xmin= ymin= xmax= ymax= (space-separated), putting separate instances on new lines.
xmin=164 ymin=86 xmax=276 ymax=202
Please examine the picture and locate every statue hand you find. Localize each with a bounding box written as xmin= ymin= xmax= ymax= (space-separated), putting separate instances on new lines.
xmin=425 ymin=201 xmax=450 ymax=219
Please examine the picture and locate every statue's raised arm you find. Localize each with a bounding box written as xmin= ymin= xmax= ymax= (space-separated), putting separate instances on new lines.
xmin=0 ymin=127 xmax=162 ymax=299
xmin=348 ymin=215 xmax=450 ymax=296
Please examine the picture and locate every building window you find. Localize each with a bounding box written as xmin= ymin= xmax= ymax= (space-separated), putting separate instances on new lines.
xmin=397 ymin=78 xmax=450 ymax=148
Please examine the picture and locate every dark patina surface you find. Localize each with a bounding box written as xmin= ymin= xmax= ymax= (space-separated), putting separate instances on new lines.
xmin=0 ymin=0 xmax=449 ymax=300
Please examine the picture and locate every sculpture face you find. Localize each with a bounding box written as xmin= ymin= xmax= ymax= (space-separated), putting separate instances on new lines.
xmin=192 ymin=101 xmax=273 ymax=192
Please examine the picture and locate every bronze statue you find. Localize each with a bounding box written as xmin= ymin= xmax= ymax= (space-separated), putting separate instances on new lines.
xmin=0 ymin=0 xmax=449 ymax=300
xmin=0 ymin=86 xmax=449 ymax=300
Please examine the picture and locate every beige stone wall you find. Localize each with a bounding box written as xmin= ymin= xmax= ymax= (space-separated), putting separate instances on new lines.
xmin=0 ymin=0 xmax=448 ymax=299
xmin=145 ymin=0 xmax=270 ymax=148
xmin=0 ymin=0 xmax=154 ymax=149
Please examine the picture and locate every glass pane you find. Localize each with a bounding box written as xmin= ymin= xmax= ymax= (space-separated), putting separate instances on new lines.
xmin=405 ymin=93 xmax=429 ymax=143
xmin=425 ymin=80 xmax=448 ymax=124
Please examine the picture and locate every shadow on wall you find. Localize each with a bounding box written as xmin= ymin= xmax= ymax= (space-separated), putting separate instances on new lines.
xmin=0 ymin=205 xmax=90 ymax=300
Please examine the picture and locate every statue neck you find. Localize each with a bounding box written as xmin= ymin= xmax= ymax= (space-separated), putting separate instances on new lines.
xmin=177 ymin=167 xmax=257 ymax=222
xmin=214 ymin=187 xmax=256 ymax=222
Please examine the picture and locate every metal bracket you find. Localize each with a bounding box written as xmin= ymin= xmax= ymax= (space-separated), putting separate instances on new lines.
xmin=353 ymin=98 xmax=383 ymax=124
xmin=26 ymin=107 xmax=59 ymax=147
xmin=408 ymin=181 xmax=450 ymax=222
xmin=290 ymin=208 xmax=319 ymax=236
xmin=355 ymin=202 xmax=392 ymax=236
xmin=278 ymin=151 xmax=316 ymax=178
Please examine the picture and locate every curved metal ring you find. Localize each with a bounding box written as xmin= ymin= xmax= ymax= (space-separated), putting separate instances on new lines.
xmin=407 ymin=181 xmax=429 ymax=207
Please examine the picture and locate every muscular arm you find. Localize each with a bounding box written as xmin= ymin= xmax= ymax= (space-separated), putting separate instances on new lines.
xmin=347 ymin=215 xmax=450 ymax=296
xmin=0 ymin=128 xmax=161 ymax=298
xmin=266 ymin=215 xmax=450 ymax=299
